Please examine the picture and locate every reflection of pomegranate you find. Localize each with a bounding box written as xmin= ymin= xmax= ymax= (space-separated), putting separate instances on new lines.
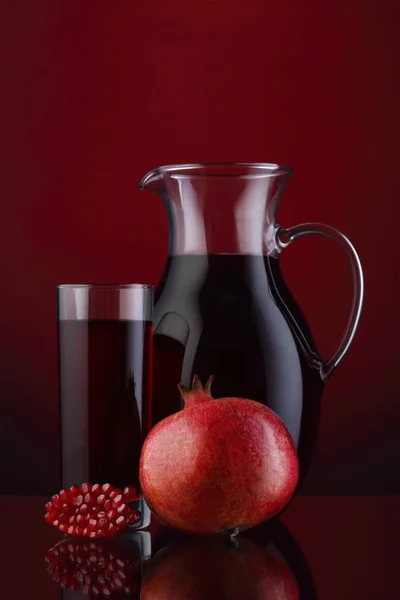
xmin=45 ymin=538 xmax=140 ymax=597
xmin=140 ymin=376 xmax=299 ymax=533
xmin=141 ymin=534 xmax=300 ymax=600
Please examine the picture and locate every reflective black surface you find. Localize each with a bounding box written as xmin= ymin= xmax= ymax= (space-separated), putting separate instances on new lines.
xmin=0 ymin=496 xmax=397 ymax=599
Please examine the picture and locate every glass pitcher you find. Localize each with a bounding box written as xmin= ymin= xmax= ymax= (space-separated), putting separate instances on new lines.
xmin=139 ymin=163 xmax=364 ymax=480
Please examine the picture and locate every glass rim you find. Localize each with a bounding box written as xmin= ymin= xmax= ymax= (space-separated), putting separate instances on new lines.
xmin=57 ymin=284 xmax=153 ymax=290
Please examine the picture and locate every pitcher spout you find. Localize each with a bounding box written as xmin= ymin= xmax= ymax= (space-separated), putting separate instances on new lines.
xmin=139 ymin=167 xmax=165 ymax=192
xmin=139 ymin=163 xmax=212 ymax=192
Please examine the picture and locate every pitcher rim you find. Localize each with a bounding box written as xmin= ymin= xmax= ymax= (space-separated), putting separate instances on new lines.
xmin=139 ymin=162 xmax=293 ymax=188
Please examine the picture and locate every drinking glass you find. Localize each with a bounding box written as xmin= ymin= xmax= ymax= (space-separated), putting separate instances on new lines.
xmin=57 ymin=284 xmax=153 ymax=528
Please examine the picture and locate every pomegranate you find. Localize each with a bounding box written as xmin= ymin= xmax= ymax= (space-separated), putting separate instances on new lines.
xmin=140 ymin=376 xmax=299 ymax=534
xmin=141 ymin=533 xmax=299 ymax=600
xmin=44 ymin=483 xmax=140 ymax=538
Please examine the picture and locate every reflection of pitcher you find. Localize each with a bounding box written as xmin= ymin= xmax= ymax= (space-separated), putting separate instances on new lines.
xmin=140 ymin=163 xmax=363 ymax=481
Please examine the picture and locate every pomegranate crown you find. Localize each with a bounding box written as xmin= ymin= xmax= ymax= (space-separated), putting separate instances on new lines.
xmin=178 ymin=375 xmax=214 ymax=408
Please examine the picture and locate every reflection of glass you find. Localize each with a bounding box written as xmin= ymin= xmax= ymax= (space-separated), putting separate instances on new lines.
xmin=45 ymin=532 xmax=150 ymax=599
xmin=147 ymin=519 xmax=317 ymax=599
xmin=57 ymin=284 xmax=153 ymax=528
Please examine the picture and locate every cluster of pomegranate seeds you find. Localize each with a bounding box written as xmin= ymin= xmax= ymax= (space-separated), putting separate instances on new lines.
xmin=45 ymin=483 xmax=141 ymax=538
xmin=45 ymin=538 xmax=140 ymax=597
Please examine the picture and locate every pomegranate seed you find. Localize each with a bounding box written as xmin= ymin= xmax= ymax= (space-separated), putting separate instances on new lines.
xmin=69 ymin=484 xmax=81 ymax=495
xmin=103 ymin=585 xmax=111 ymax=596
xmin=107 ymin=509 xmax=117 ymax=521
xmin=60 ymin=489 xmax=71 ymax=502
xmin=112 ymin=494 xmax=123 ymax=508
xmin=123 ymin=486 xmax=137 ymax=501
xmin=76 ymin=571 xmax=84 ymax=583
xmin=89 ymin=518 xmax=98 ymax=530
xmin=129 ymin=510 xmax=141 ymax=524
xmin=116 ymin=503 xmax=127 ymax=515
xmin=75 ymin=495 xmax=83 ymax=507
xmin=64 ymin=501 xmax=73 ymax=512
xmin=59 ymin=523 xmax=68 ymax=533
xmin=104 ymin=500 xmax=113 ymax=511
xmin=91 ymin=483 xmax=100 ymax=494
xmin=52 ymin=494 xmax=61 ymax=507
xmin=97 ymin=494 xmax=106 ymax=506
xmin=113 ymin=575 xmax=123 ymax=588
xmin=67 ymin=526 xmax=75 ymax=535
xmin=108 ymin=489 xmax=119 ymax=500
xmin=116 ymin=516 xmax=125 ymax=527
xmin=108 ymin=560 xmax=117 ymax=572
xmin=98 ymin=555 xmax=107 ymax=567
xmin=84 ymin=493 xmax=92 ymax=504
xmin=102 ymin=483 xmax=113 ymax=493
xmin=81 ymin=482 xmax=92 ymax=494
xmin=80 ymin=504 xmax=89 ymax=514
xmin=92 ymin=585 xmax=100 ymax=595
xmin=82 ymin=583 xmax=90 ymax=594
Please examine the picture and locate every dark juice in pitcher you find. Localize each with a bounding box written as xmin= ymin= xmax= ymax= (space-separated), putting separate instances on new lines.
xmin=58 ymin=319 xmax=152 ymax=492
xmin=153 ymin=253 xmax=324 ymax=481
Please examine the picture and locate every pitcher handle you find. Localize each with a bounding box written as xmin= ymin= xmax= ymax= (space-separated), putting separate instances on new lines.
xmin=275 ymin=222 xmax=364 ymax=381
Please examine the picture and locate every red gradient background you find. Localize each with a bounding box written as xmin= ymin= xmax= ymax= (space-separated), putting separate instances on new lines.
xmin=0 ymin=0 xmax=398 ymax=494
